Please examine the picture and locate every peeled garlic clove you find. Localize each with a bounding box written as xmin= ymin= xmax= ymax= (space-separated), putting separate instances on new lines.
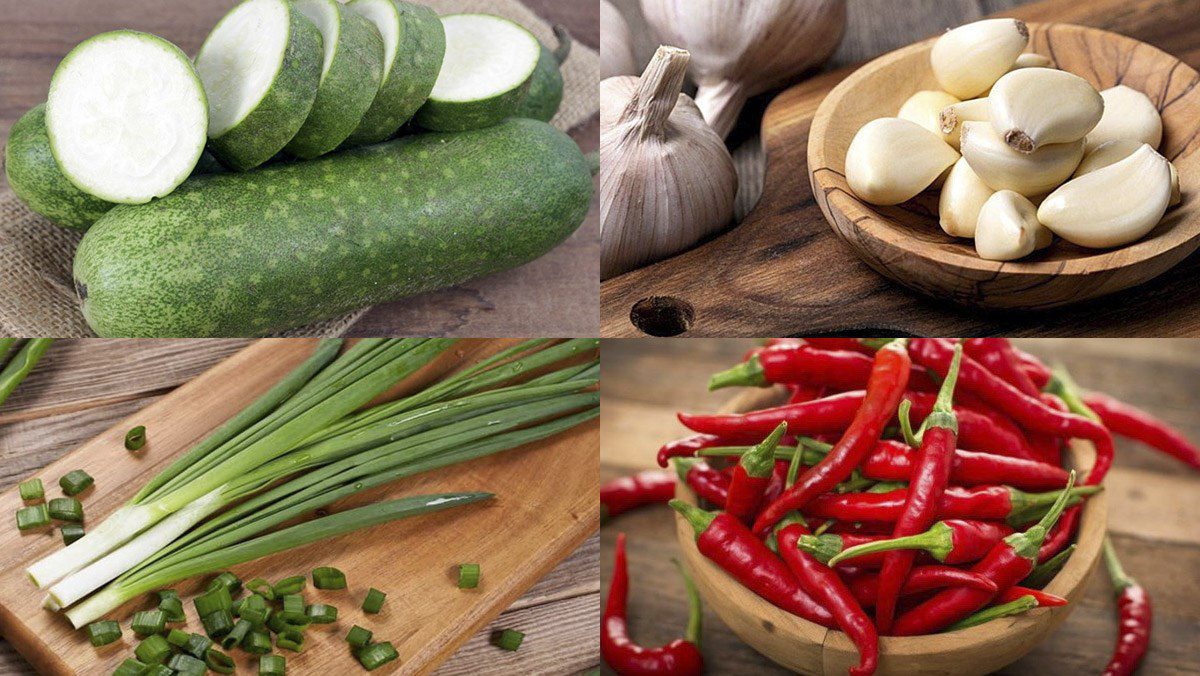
xmin=1074 ymin=139 xmax=1181 ymax=207
xmin=939 ymin=98 xmax=989 ymax=150
xmin=1012 ymin=53 xmax=1052 ymax=69
xmin=959 ymin=121 xmax=1084 ymax=197
xmin=899 ymin=90 xmax=961 ymax=137
xmin=975 ymin=190 xmax=1045 ymax=261
xmin=845 ymin=118 xmax=960 ymax=206
xmin=1085 ymin=85 xmax=1163 ymax=150
xmin=931 ymin=19 xmax=1029 ymax=99
xmin=1037 ymin=144 xmax=1172 ymax=248
xmin=939 ymin=157 xmax=994 ymax=238
xmin=989 ymin=68 xmax=1103 ymax=153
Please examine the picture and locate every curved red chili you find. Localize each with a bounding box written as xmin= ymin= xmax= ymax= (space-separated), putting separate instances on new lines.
xmin=709 ymin=344 xmax=876 ymax=391
xmin=1012 ymin=348 xmax=1052 ymax=389
xmin=1038 ymin=506 xmax=1080 ymax=563
xmin=846 ymin=565 xmax=999 ymax=607
xmin=725 ymin=424 xmax=787 ymax=524
xmin=1101 ymin=537 xmax=1151 ymax=676
xmin=864 ymin=440 xmax=1068 ymax=491
xmin=997 ymin=586 xmax=1067 ymax=607
xmin=963 ymin=339 xmax=1040 ymax=396
xmin=903 ymin=391 xmax=1036 ymax=460
xmin=657 ymin=433 xmax=729 ymax=468
xmin=1084 ymin=392 xmax=1200 ymax=470
xmin=802 ymin=338 xmax=875 ymax=354
xmin=786 ymin=383 xmax=826 ymax=405
xmin=601 ymin=471 xmax=676 ymax=520
xmin=674 ymin=458 xmax=730 ymax=508
xmin=602 ymin=533 xmax=704 ymax=676
xmin=678 ymin=390 xmax=867 ymax=438
xmin=803 ymin=484 xmax=1098 ymax=526
xmin=819 ymin=519 xmax=1014 ymax=568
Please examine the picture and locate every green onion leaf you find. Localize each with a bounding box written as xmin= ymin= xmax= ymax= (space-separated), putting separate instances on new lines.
xmin=346 ymin=625 xmax=372 ymax=649
xmin=125 ymin=426 xmax=147 ymax=452
xmin=493 ymin=628 xmax=524 ymax=652
xmin=158 ymin=595 xmax=185 ymax=623
xmin=260 ymin=653 xmax=287 ymax=676
xmin=195 ymin=585 xmax=233 ymax=616
xmin=166 ymin=653 xmax=207 ymax=676
xmin=47 ymin=497 xmax=83 ymax=523
xmin=273 ymin=574 xmax=305 ymax=596
xmin=243 ymin=629 xmax=272 ymax=654
xmin=113 ymin=658 xmax=148 ymax=676
xmin=143 ymin=665 xmax=173 ymax=676
xmin=201 ymin=609 xmax=234 ymax=639
xmin=16 ymin=504 xmax=50 ymax=531
xmin=277 ymin=628 xmax=304 ymax=653
xmin=130 ymin=609 xmax=165 ymax=637
xmin=208 ymin=571 xmax=243 ymax=596
xmin=221 ymin=618 xmax=253 ymax=650
xmin=246 ymin=577 xmax=275 ymax=600
xmin=458 ymin=563 xmax=480 ymax=589
xmin=306 ymin=603 xmax=337 ymax=623
xmin=58 ymin=469 xmax=94 ymax=496
xmin=312 ymin=566 xmax=346 ymax=590
xmin=134 ymin=634 xmax=171 ymax=664
xmin=362 ymin=588 xmax=386 ymax=614
xmin=205 ymin=648 xmax=236 ymax=674
xmin=18 ymin=478 xmax=43 ymax=502
xmin=85 ymin=620 xmax=121 ymax=647
xmin=60 ymin=523 xmax=85 ymax=546
xmin=357 ymin=641 xmax=399 ymax=670
xmin=183 ymin=633 xmax=213 ymax=658
xmin=240 ymin=594 xmax=271 ymax=627
xmin=166 ymin=628 xmax=190 ymax=648
xmin=280 ymin=594 xmax=306 ymax=622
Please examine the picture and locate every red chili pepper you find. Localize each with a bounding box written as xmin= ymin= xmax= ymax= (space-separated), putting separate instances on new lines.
xmin=1013 ymin=348 xmax=1052 ymax=389
xmin=997 ymin=586 xmax=1067 ymax=607
xmin=753 ymin=341 xmax=912 ymax=534
xmin=1084 ymin=392 xmax=1200 ymax=470
xmin=601 ymin=471 xmax=677 ymax=520
xmin=657 ymin=433 xmax=730 ymax=468
xmin=763 ymin=460 xmax=789 ymax=504
xmin=678 ymin=390 xmax=868 ymax=438
xmin=903 ymin=391 xmax=1036 ymax=460
xmin=775 ymin=515 xmax=878 ymax=676
xmin=846 ymin=565 xmax=999 ymax=607
xmin=963 ymin=339 xmax=1040 ymax=396
xmin=891 ymin=471 xmax=1078 ymax=635
xmin=863 ymin=440 xmax=1069 ymax=491
xmin=803 ymin=484 xmax=1097 ymax=526
xmin=670 ymin=500 xmax=834 ymax=628
xmin=1038 ymin=506 xmax=1080 ymax=563
xmin=802 ymin=338 xmax=875 ymax=354
xmin=602 ymin=533 xmax=704 ymax=676
xmin=1101 ymin=537 xmax=1152 ymax=676
xmin=674 ymin=458 xmax=729 ymax=508
xmin=808 ymin=519 xmax=1013 ymax=568
xmin=725 ymin=424 xmax=787 ymax=524
xmin=709 ymin=344 xmax=876 ymax=391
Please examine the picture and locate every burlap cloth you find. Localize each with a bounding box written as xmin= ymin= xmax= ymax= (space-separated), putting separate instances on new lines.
xmin=0 ymin=0 xmax=598 ymax=337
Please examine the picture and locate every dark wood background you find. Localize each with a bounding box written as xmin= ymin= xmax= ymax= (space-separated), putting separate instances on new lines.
xmin=0 ymin=0 xmax=599 ymax=338
xmin=601 ymin=339 xmax=1200 ymax=674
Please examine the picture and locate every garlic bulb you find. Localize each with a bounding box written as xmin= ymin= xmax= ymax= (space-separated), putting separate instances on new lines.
xmin=845 ymin=118 xmax=960 ymax=206
xmin=930 ymin=19 xmax=1029 ymax=99
xmin=601 ymin=46 xmax=737 ymax=279
xmin=939 ymin=98 xmax=990 ymax=149
xmin=1074 ymin=139 xmax=1181 ymax=207
xmin=1012 ymin=53 xmax=1053 ymax=69
xmin=975 ymin=190 xmax=1047 ymax=261
xmin=1085 ymin=85 xmax=1163 ymax=149
xmin=639 ymin=0 xmax=846 ymax=138
xmin=989 ymin=68 xmax=1103 ymax=152
xmin=899 ymin=90 xmax=961 ymax=137
xmin=959 ymin=121 xmax=1084 ymax=196
xmin=939 ymin=157 xmax=994 ymax=238
xmin=1037 ymin=144 xmax=1172 ymax=248
xmin=601 ymin=0 xmax=637 ymax=79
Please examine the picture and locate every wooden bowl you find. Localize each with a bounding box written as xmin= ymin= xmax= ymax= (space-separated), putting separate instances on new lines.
xmin=807 ymin=23 xmax=1200 ymax=310
xmin=672 ymin=387 xmax=1108 ymax=675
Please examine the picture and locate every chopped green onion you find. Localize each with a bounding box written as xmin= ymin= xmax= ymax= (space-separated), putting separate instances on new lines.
xmin=222 ymin=618 xmax=253 ymax=649
xmin=85 ymin=620 xmax=121 ymax=647
xmin=243 ymin=630 xmax=272 ymax=654
xmin=312 ymin=566 xmax=346 ymax=590
xmin=205 ymin=648 xmax=236 ymax=674
xmin=357 ymin=641 xmax=398 ymax=670
xmin=458 ymin=563 xmax=480 ymax=589
xmin=362 ymin=588 xmax=386 ymax=614
xmin=18 ymin=478 xmax=43 ymax=502
xmin=306 ymin=603 xmax=337 ymax=623
xmin=166 ymin=628 xmax=190 ymax=648
xmin=158 ymin=595 xmax=185 ymax=623
xmin=246 ymin=577 xmax=275 ymax=600
xmin=280 ymin=594 xmax=305 ymax=621
xmin=241 ymin=594 xmax=271 ymax=627
xmin=16 ymin=504 xmax=50 ymax=531
xmin=125 ymin=425 xmax=147 ymax=451
xmin=58 ymin=469 xmax=94 ymax=496
xmin=184 ymin=633 xmax=213 ymax=658
xmin=143 ymin=665 xmax=173 ymax=676
xmin=260 ymin=654 xmax=287 ymax=676
xmin=493 ymin=628 xmax=524 ymax=651
xmin=134 ymin=634 xmax=172 ymax=664
xmin=195 ymin=584 xmax=233 ymax=616
xmin=47 ymin=497 xmax=83 ymax=523
xmin=273 ymin=575 xmax=305 ymax=596
xmin=201 ymin=608 xmax=235 ymax=638
xmin=231 ymin=597 xmax=245 ymax=616
xmin=113 ymin=658 xmax=148 ymax=676
xmin=131 ymin=609 xmax=165 ymax=637
xmin=346 ymin=625 xmax=372 ymax=649
xmin=208 ymin=571 xmax=243 ymax=596
xmin=60 ymin=523 xmax=85 ymax=546
xmin=167 ymin=653 xmax=207 ymax=676
xmin=277 ymin=628 xmax=305 ymax=653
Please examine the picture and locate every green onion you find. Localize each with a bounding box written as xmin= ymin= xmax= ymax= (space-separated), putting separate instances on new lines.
xmin=18 ymin=478 xmax=44 ymax=502
xmin=112 ymin=658 xmax=148 ymax=676
xmin=85 ymin=620 xmax=121 ymax=647
xmin=241 ymin=594 xmax=271 ymax=627
xmin=158 ymin=596 xmax=185 ymax=623
xmin=312 ymin=566 xmax=346 ymax=590
xmin=16 ymin=504 xmax=50 ymax=531
xmin=493 ymin=628 xmax=525 ymax=651
xmin=306 ymin=603 xmax=337 ymax=623
xmin=243 ymin=630 xmax=272 ymax=654
xmin=205 ymin=648 xmax=236 ymax=674
xmin=58 ymin=469 xmax=94 ymax=496
xmin=357 ymin=641 xmax=399 ymax=670
xmin=246 ymin=578 xmax=275 ymax=600
xmin=166 ymin=628 xmax=190 ymax=648
xmin=183 ymin=633 xmax=213 ymax=658
xmin=131 ymin=609 xmax=166 ymax=637
xmin=202 ymin=609 xmax=235 ymax=638
xmin=125 ymin=426 xmax=147 ymax=452
xmin=166 ymin=653 xmax=207 ymax=676
xmin=208 ymin=571 xmax=243 ymax=595
xmin=273 ymin=574 xmax=305 ymax=596
xmin=143 ymin=665 xmax=173 ymax=676
xmin=134 ymin=634 xmax=171 ymax=663
xmin=346 ymin=625 xmax=372 ymax=649
xmin=260 ymin=654 xmax=287 ymax=675
xmin=280 ymin=594 xmax=305 ymax=620
xmin=48 ymin=497 xmax=84 ymax=523
xmin=458 ymin=563 xmax=480 ymax=589
xmin=222 ymin=618 xmax=253 ymax=649
xmin=277 ymin=628 xmax=305 ymax=652
xmin=61 ymin=523 xmax=85 ymax=546
xmin=362 ymin=588 xmax=386 ymax=614
xmin=0 ymin=339 xmax=53 ymax=410
xmin=195 ymin=585 xmax=232 ymax=616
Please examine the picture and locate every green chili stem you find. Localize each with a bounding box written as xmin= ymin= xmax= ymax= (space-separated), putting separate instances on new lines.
xmin=1102 ymin=536 xmax=1135 ymax=593
xmin=827 ymin=521 xmax=954 ymax=566
xmin=673 ymin=558 xmax=703 ymax=647
xmin=947 ymin=595 xmax=1038 ymax=631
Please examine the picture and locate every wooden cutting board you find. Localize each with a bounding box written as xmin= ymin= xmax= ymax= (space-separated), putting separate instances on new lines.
xmin=0 ymin=339 xmax=599 ymax=675
xmin=600 ymin=0 xmax=1200 ymax=338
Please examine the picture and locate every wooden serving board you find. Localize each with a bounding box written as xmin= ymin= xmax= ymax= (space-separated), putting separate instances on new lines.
xmin=600 ymin=0 xmax=1200 ymax=338
xmin=0 ymin=339 xmax=599 ymax=675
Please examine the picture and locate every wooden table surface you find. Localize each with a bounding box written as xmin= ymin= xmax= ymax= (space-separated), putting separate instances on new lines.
xmin=0 ymin=0 xmax=599 ymax=338
xmin=600 ymin=339 xmax=1200 ymax=674
xmin=0 ymin=340 xmax=599 ymax=675
xmin=603 ymin=0 xmax=1200 ymax=337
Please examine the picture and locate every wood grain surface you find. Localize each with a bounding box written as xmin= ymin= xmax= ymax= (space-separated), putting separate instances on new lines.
xmin=601 ymin=0 xmax=1200 ymax=337
xmin=0 ymin=0 xmax=599 ymax=338
xmin=0 ymin=340 xmax=600 ymax=675
xmin=600 ymin=339 xmax=1200 ymax=674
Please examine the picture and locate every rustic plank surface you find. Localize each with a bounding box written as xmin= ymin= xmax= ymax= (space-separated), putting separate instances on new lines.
xmin=0 ymin=340 xmax=600 ymax=675
xmin=602 ymin=0 xmax=1200 ymax=337
xmin=600 ymin=338 xmax=1200 ymax=674
xmin=0 ymin=0 xmax=599 ymax=338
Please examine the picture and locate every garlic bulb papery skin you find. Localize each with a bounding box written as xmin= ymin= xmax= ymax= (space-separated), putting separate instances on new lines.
xmin=1085 ymin=85 xmax=1163 ymax=150
xmin=939 ymin=157 xmax=994 ymax=238
xmin=639 ymin=0 xmax=846 ymax=139
xmin=1073 ymin=139 xmax=1182 ymax=207
xmin=989 ymin=68 xmax=1103 ymax=153
xmin=845 ymin=118 xmax=960 ymax=206
xmin=899 ymin=90 xmax=961 ymax=137
xmin=1037 ymin=144 xmax=1172 ymax=248
xmin=975 ymin=190 xmax=1046 ymax=261
xmin=1012 ymin=53 xmax=1053 ymax=69
xmin=939 ymin=98 xmax=990 ymax=150
xmin=930 ymin=19 xmax=1029 ymax=99
xmin=959 ymin=121 xmax=1084 ymax=197
xmin=600 ymin=47 xmax=737 ymax=279
xmin=601 ymin=0 xmax=638 ymax=79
